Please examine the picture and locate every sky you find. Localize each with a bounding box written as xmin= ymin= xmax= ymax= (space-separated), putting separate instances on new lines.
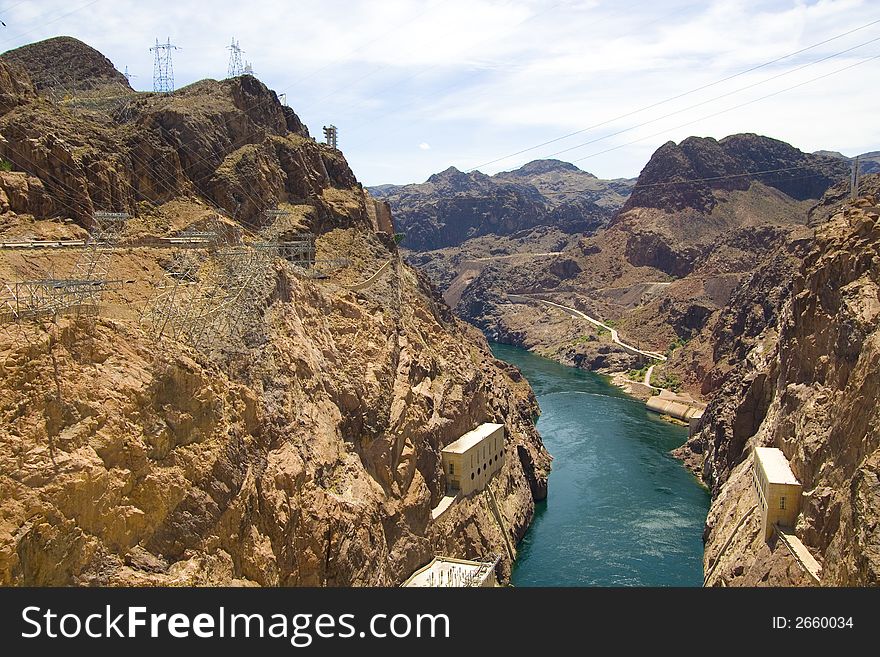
xmin=0 ymin=0 xmax=877 ymax=186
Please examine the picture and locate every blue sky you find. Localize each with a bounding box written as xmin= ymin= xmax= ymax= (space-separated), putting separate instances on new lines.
xmin=1 ymin=0 xmax=877 ymax=185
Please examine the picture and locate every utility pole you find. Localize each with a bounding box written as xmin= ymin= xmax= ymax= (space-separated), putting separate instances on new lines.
xmin=123 ymin=66 xmax=136 ymax=84
xmin=227 ymin=38 xmax=244 ymax=77
xmin=150 ymin=38 xmax=179 ymax=93
xmin=323 ymin=125 xmax=338 ymax=150
xmin=850 ymin=156 xmax=861 ymax=200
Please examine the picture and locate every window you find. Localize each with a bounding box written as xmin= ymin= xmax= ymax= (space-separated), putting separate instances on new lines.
xmin=477 ymin=467 xmax=481 ymax=475
xmin=779 ymin=496 xmax=786 ymax=510
xmin=450 ymin=463 xmax=455 ymax=475
xmin=471 ymin=473 xmax=474 ymax=480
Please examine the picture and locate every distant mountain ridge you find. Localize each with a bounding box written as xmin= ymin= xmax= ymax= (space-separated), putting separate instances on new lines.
xmin=813 ymin=149 xmax=880 ymax=175
xmin=620 ymin=133 xmax=849 ymax=215
xmin=368 ymin=159 xmax=634 ymax=250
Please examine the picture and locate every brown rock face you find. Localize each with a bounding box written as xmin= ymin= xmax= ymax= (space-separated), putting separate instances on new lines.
xmin=1 ymin=36 xmax=131 ymax=93
xmin=0 ymin=38 xmax=550 ymax=586
xmin=0 ymin=43 xmax=351 ymax=230
xmin=369 ymin=160 xmax=633 ymax=251
xmin=0 ymin=60 xmax=36 ymax=115
xmin=692 ymin=176 xmax=880 ymax=586
xmin=621 ymin=134 xmax=850 ymax=215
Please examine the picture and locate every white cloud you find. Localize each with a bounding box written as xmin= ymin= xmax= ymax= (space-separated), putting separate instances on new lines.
xmin=1 ymin=0 xmax=876 ymax=185
xmin=419 ymin=142 xmax=431 ymax=150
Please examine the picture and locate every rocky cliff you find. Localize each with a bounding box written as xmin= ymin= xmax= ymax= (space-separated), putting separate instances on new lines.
xmin=681 ymin=175 xmax=880 ymax=586
xmin=621 ymin=134 xmax=848 ymax=214
xmin=0 ymin=37 xmax=550 ymax=586
xmin=440 ymin=135 xmax=848 ymax=391
xmin=369 ymin=160 xmax=633 ymax=251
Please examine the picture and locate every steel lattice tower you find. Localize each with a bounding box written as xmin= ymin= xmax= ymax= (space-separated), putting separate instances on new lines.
xmin=227 ymin=38 xmax=244 ymax=78
xmin=151 ymin=37 xmax=179 ymax=93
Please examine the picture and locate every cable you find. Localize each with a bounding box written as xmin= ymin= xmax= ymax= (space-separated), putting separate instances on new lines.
xmin=538 ymin=164 xmax=843 ymax=195
xmin=568 ymin=54 xmax=880 ymax=166
xmin=345 ymin=1 xmax=699 ymax=147
xmin=293 ymin=0 xmax=523 ymax=117
xmin=533 ymin=36 xmax=880 ymax=163
xmin=0 ymin=0 xmax=101 ymax=46
xmin=465 ymin=17 xmax=880 ymax=171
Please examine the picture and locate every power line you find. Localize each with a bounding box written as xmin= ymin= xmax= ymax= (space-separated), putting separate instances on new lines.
xmin=539 ymin=164 xmax=845 ymax=195
xmin=0 ymin=0 xmax=100 ymax=45
xmin=534 ymin=36 xmax=880 ymax=163
xmin=568 ymin=54 xmax=880 ymax=166
xmin=465 ymin=17 xmax=880 ymax=171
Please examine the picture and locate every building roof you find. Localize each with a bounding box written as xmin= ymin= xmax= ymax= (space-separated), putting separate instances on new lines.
xmin=402 ymin=556 xmax=494 ymax=587
xmin=441 ymin=422 xmax=504 ymax=455
xmin=755 ymin=447 xmax=801 ymax=486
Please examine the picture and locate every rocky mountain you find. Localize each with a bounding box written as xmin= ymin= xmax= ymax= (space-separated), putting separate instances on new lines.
xmin=0 ymin=37 xmax=550 ymax=586
xmin=814 ymin=149 xmax=880 ymax=175
xmin=621 ymin=134 xmax=848 ymax=214
xmin=368 ymin=159 xmax=633 ymax=250
xmin=680 ymin=176 xmax=880 ymax=586
xmin=446 ymin=135 xmax=850 ymax=389
xmin=1 ymin=36 xmax=131 ymax=94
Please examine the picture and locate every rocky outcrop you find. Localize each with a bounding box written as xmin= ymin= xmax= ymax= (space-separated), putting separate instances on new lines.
xmin=621 ymin=134 xmax=849 ymax=214
xmin=421 ymin=135 xmax=846 ymax=394
xmin=0 ymin=37 xmax=550 ymax=587
xmin=369 ymin=160 xmax=633 ymax=250
xmin=686 ymin=176 xmax=880 ymax=586
xmin=1 ymin=36 xmax=131 ymax=93
xmin=0 ymin=42 xmax=343 ymax=229
xmin=0 ymin=60 xmax=36 ymax=115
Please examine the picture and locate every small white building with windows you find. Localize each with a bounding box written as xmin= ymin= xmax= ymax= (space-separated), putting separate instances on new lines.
xmin=753 ymin=447 xmax=802 ymax=540
xmin=441 ymin=423 xmax=505 ymax=496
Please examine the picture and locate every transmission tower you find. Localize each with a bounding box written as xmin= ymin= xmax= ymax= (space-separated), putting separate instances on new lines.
xmin=123 ymin=66 xmax=136 ymax=84
xmin=227 ymin=38 xmax=244 ymax=78
xmin=151 ymin=37 xmax=179 ymax=93
xmin=243 ymin=61 xmax=254 ymax=76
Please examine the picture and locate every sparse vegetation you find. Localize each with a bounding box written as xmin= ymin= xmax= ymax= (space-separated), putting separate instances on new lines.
xmin=0 ymin=159 xmax=13 ymax=172
xmin=651 ymin=367 xmax=682 ymax=392
xmin=665 ymin=336 xmax=690 ymax=356
xmin=627 ymin=364 xmax=650 ymax=381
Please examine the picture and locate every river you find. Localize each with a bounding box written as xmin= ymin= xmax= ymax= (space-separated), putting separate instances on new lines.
xmin=491 ymin=343 xmax=710 ymax=587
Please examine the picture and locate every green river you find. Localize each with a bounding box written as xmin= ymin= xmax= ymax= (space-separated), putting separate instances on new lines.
xmin=491 ymin=343 xmax=710 ymax=587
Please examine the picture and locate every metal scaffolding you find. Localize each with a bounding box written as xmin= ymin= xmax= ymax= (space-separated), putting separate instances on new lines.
xmin=0 ymin=211 xmax=129 ymax=322
xmin=139 ymin=245 xmax=272 ymax=354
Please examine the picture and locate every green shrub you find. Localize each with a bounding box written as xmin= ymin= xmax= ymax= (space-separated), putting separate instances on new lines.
xmin=0 ymin=159 xmax=13 ymax=172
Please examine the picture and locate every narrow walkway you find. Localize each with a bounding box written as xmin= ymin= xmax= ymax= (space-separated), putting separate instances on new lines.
xmin=0 ymin=239 xmax=87 ymax=249
xmin=345 ymin=259 xmax=392 ymax=292
xmin=486 ymin=484 xmax=516 ymax=562
xmin=704 ymin=504 xmax=758 ymax=586
xmin=775 ymin=525 xmax=822 ymax=584
xmin=431 ymin=494 xmax=458 ymax=520
xmin=469 ymin=251 xmax=563 ymax=262
xmin=515 ymin=295 xmax=667 ymax=362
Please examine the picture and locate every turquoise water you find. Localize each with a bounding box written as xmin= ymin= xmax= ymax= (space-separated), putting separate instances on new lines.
xmin=491 ymin=343 xmax=710 ymax=587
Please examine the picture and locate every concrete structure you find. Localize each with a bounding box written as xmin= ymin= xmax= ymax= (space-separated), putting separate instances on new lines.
xmin=402 ymin=555 xmax=500 ymax=587
xmin=753 ymin=447 xmax=802 ymax=540
xmin=646 ymin=396 xmax=704 ymax=422
xmin=441 ymin=423 xmax=504 ymax=496
xmin=323 ymin=125 xmax=338 ymax=149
